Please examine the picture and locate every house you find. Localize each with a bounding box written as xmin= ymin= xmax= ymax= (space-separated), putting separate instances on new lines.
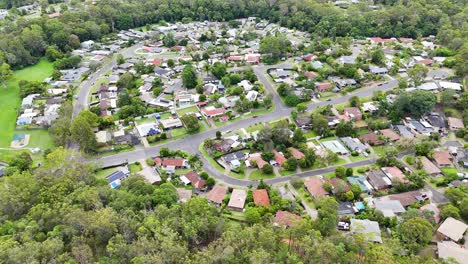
xmin=155 ymin=158 xmax=189 ymax=169
xmin=201 ymin=106 xmax=225 ymax=118
xmin=350 ymin=219 xmax=382 ymax=243
xmin=206 ymin=185 xmax=227 ymax=205
xmin=304 ymin=71 xmax=317 ymax=79
xmin=203 ymin=83 xmax=218 ymax=94
xmin=393 ymin=124 xmax=414 ymax=138
xmin=359 ymin=132 xmax=382 ymax=146
xmin=136 ymin=123 xmax=161 ymax=137
xmin=366 ymin=169 xmax=392 ymax=190
xmin=245 ymin=54 xmax=260 ymax=64
xmin=437 ymin=241 xmax=468 ymax=264
xmin=369 ymin=65 xmax=388 ymax=75
xmin=223 ymin=151 xmax=246 ymax=169
xmin=81 ymin=40 xmax=95 ymax=49
xmin=433 ymin=151 xmax=453 ymax=167
xmin=322 ymin=140 xmax=349 ymax=155
xmin=228 ymin=189 xmax=247 ymax=211
xmin=374 ymin=200 xmax=405 ymax=217
xmin=338 ymin=55 xmax=356 ymax=65
xmin=106 ymin=167 xmax=130 ymax=188
xmin=385 ymin=190 xmax=428 ymax=207
xmin=95 ymin=130 xmax=111 ymax=144
xmin=361 ymin=102 xmax=379 ymax=113
xmin=326 ymin=178 xmax=350 ymax=195
xmin=295 ymin=117 xmax=312 ymax=129
xmin=382 ymin=166 xmax=408 ymax=184
xmin=315 ymin=82 xmax=333 ymax=92
xmin=181 ymin=171 xmax=205 ymax=189
xmin=305 ymin=177 xmax=328 ymax=198
xmin=421 ymin=156 xmax=442 ymax=176
xmin=289 ymin=147 xmax=305 ymax=160
xmin=438 ymin=81 xmax=462 ymax=91
xmin=302 ymin=54 xmax=317 ymax=61
xmin=273 ymin=151 xmax=287 ymax=166
xmin=253 ymin=189 xmax=270 ymax=207
xmin=343 ymin=107 xmax=362 ymax=121
xmin=138 ymin=167 xmax=161 ymax=184
xmin=437 ymin=217 xmax=468 ymax=242
xmin=177 ymin=188 xmax=192 ymax=203
xmin=347 ymin=176 xmax=373 ymax=194
xmin=338 ymin=202 xmax=357 ymax=216
xmin=227 ymin=55 xmax=243 ymax=62
xmin=340 ymin=137 xmax=367 ymax=153
xmin=248 ymin=154 xmax=268 ymax=169
xmin=420 ymin=204 xmax=441 ymax=223
xmin=238 ymin=80 xmax=254 ymax=91
xmin=425 ymin=113 xmax=446 ymax=132
xmin=246 ymin=90 xmax=259 ymax=101
xmin=447 ymin=117 xmax=464 ymax=131
xmin=273 ymin=211 xmax=301 ymax=227
xmin=160 ymin=118 xmax=183 ymax=130
xmin=379 ymin=129 xmax=400 ymax=142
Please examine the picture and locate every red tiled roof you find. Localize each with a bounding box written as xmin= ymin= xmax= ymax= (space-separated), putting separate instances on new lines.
xmin=325 ymin=178 xmax=351 ymax=192
xmin=274 ymin=211 xmax=301 ymax=227
xmin=418 ymin=59 xmax=433 ymax=65
xmin=253 ymin=189 xmax=270 ymax=207
xmin=305 ymin=177 xmax=328 ymax=198
xmin=289 ymin=147 xmax=305 ymax=160
xmin=433 ymin=151 xmax=452 ymax=167
xmin=154 ymin=157 xmax=162 ymax=165
xmin=382 ymin=166 xmax=408 ymax=183
xmin=202 ymin=107 xmax=225 ymax=117
xmin=303 ymin=54 xmax=317 ymax=61
xmin=399 ymin=38 xmax=413 ymax=43
xmin=246 ymin=54 xmax=260 ymax=63
xmin=359 ymin=132 xmax=382 ymax=145
xmin=227 ymin=55 xmax=243 ymax=61
xmin=304 ymin=71 xmax=317 ymax=79
xmin=370 ymin=37 xmax=393 ymax=43
xmin=344 ymin=107 xmax=362 ymax=120
xmin=379 ymin=129 xmax=400 ymax=141
xmin=162 ymin=159 xmax=185 ymax=167
xmin=274 ymin=151 xmax=287 ymax=166
xmin=206 ymin=185 xmax=227 ymax=204
xmin=184 ymin=171 xmax=205 ymax=189
xmin=249 ymin=156 xmax=268 ymax=169
xmin=316 ymin=82 xmax=333 ymax=92
xmin=151 ymin=58 xmax=162 ymax=65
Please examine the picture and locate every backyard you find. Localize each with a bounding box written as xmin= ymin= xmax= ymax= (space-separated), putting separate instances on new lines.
xmin=0 ymin=59 xmax=55 ymax=161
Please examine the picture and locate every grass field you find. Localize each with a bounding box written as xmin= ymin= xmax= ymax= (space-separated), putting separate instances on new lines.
xmin=349 ymin=155 xmax=368 ymax=162
xmin=0 ymin=59 xmax=54 ymax=148
xmin=177 ymin=106 xmax=199 ymax=116
xmin=279 ymin=169 xmax=296 ymax=176
xmin=248 ymin=169 xmax=276 ymax=180
xmin=441 ymin=167 xmax=458 ymax=176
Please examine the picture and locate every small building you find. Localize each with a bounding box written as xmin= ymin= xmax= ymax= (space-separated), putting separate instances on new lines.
xmin=206 ymin=185 xmax=227 ymax=205
xmin=420 ymin=204 xmax=441 ymax=223
xmin=273 ymin=211 xmax=301 ymax=228
xmin=248 ymin=154 xmax=268 ymax=169
xmin=447 ymin=117 xmax=464 ymax=131
xmin=437 ymin=241 xmax=468 ymax=264
xmin=340 ymin=137 xmax=367 ymax=153
xmin=381 ymin=166 xmax=408 ymax=184
xmin=343 ymin=107 xmax=362 ymax=121
xmin=359 ymin=132 xmax=382 ymax=146
xmin=338 ymin=201 xmax=357 ymax=216
xmin=315 ymin=82 xmax=333 ymax=92
xmin=223 ymin=151 xmax=246 ymax=169
xmin=433 ymin=151 xmax=453 ymax=168
xmin=273 ymin=150 xmax=287 ymax=166
xmin=295 ymin=117 xmax=312 ymax=129
xmin=176 ymin=188 xmax=192 ymax=203
xmin=374 ymin=200 xmax=406 ymax=217
xmin=379 ymin=129 xmax=400 ymax=142
xmin=386 ymin=190 xmax=427 ymax=207
xmin=350 ymin=219 xmax=382 ymax=243
xmin=305 ymin=177 xmax=328 ymax=198
xmin=95 ymin=130 xmax=111 ymax=144
xmin=289 ymin=147 xmax=305 ymax=160
xmin=136 ymin=123 xmax=161 ymax=137
xmin=347 ymin=176 xmax=373 ymax=194
xmin=181 ymin=171 xmax=205 ymax=189
xmin=160 ymin=118 xmax=183 ymax=130
xmin=106 ymin=168 xmax=130 ymax=189
xmin=228 ymin=189 xmax=247 ymax=211
xmin=366 ymin=169 xmax=392 ymax=190
xmin=421 ymin=156 xmax=442 ymax=176
xmin=369 ymin=65 xmax=388 ymax=75
xmin=253 ymin=189 xmax=270 ymax=207
xmin=437 ymin=217 xmax=468 ymax=242
xmin=322 ymin=140 xmax=349 ymax=155
xmin=201 ymin=106 xmax=226 ymax=118
xmin=138 ymin=167 xmax=161 ymax=184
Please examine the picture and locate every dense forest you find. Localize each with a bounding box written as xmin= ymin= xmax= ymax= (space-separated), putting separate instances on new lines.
xmin=0 ymin=148 xmax=444 ymax=263
xmin=0 ymin=0 xmax=466 ymax=71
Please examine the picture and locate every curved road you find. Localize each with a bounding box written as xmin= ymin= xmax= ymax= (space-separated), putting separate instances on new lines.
xmin=93 ymin=65 xmax=398 ymax=186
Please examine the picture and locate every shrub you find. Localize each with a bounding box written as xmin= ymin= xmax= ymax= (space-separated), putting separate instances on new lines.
xmin=262 ymin=164 xmax=273 ymax=174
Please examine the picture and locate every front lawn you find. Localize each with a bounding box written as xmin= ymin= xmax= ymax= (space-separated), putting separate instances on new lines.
xmin=441 ymin=167 xmax=458 ymax=176
xmin=349 ymin=155 xmax=368 ymax=162
xmin=279 ymin=169 xmax=296 ymax=176
xmin=177 ymin=106 xmax=199 ymax=116
xmin=248 ymin=169 xmax=276 ymax=180
xmin=129 ymin=163 xmax=143 ymax=173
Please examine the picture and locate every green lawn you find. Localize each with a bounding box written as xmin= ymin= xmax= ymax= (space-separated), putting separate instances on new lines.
xmin=304 ymin=130 xmax=318 ymax=139
xmin=198 ymin=142 xmax=226 ymax=173
xmin=372 ymin=146 xmax=387 ymax=157
xmin=136 ymin=116 xmax=157 ymax=125
xmin=177 ymin=106 xmax=199 ymax=116
xmin=229 ymin=171 xmax=245 ymax=179
xmin=441 ymin=167 xmax=458 ymax=176
xmin=279 ymin=169 xmax=296 ymax=176
xmin=246 ymin=123 xmax=265 ymax=133
xmin=349 ymin=155 xmax=368 ymax=162
xmin=129 ymin=163 xmax=143 ymax=173
xmin=248 ymin=169 xmax=276 ymax=180
xmin=323 ymin=172 xmax=335 ymax=179
xmin=0 ymin=59 xmax=54 ymax=148
xmin=95 ymin=167 xmax=118 ymax=179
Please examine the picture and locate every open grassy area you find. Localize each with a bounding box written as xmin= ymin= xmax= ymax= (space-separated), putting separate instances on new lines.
xmin=129 ymin=163 xmax=143 ymax=173
xmin=0 ymin=59 xmax=54 ymax=149
xmin=279 ymin=169 xmax=296 ymax=176
xmin=95 ymin=167 xmax=118 ymax=179
xmin=372 ymin=146 xmax=387 ymax=157
xmin=177 ymin=106 xmax=199 ymax=116
xmin=349 ymin=155 xmax=368 ymax=162
xmin=441 ymin=167 xmax=458 ymax=176
xmin=248 ymin=169 xmax=276 ymax=180
xmin=136 ymin=116 xmax=157 ymax=125
xmin=229 ymin=171 xmax=245 ymax=179
xmin=304 ymin=130 xmax=318 ymax=139
xmin=245 ymin=123 xmax=265 ymax=133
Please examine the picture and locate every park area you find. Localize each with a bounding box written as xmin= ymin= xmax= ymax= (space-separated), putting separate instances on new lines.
xmin=0 ymin=59 xmax=54 ymax=162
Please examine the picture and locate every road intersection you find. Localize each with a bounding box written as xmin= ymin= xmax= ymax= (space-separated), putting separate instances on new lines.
xmin=78 ymin=47 xmax=399 ymax=187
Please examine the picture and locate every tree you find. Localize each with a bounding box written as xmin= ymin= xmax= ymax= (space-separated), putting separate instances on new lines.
xmin=285 ymin=95 xmax=301 ymax=107
xmin=245 ymin=207 xmax=261 ymax=224
xmin=345 ymin=168 xmax=353 ymax=177
xmin=206 ymin=177 xmax=215 ymax=188
xmin=349 ymin=96 xmax=360 ymax=107
xmin=116 ymin=54 xmax=125 ymax=65
xmin=335 ymin=121 xmax=355 ymax=137
xmin=371 ymin=47 xmax=385 ymax=65
xmin=292 ymin=129 xmax=306 ymax=145
xmin=167 ymin=59 xmax=175 ymax=68
xmin=277 ymin=83 xmax=291 ymax=97
xmin=210 ymin=62 xmax=226 ymax=79
xmin=181 ymin=114 xmax=200 ymax=133
xmin=296 ymin=103 xmax=307 ymax=113
xmin=263 ymin=94 xmax=273 ymax=109
xmin=440 ymin=89 xmax=455 ymax=106
xmin=262 ymin=164 xmax=273 ymax=174
xmin=71 ymin=115 xmax=97 ymax=153
xmin=392 ymin=90 xmax=436 ymax=118
xmin=9 ymin=152 xmax=33 ymax=172
xmin=163 ymin=32 xmax=176 ymax=47
xmin=407 ymin=64 xmax=428 ymax=86
xmin=216 ymin=131 xmax=222 ymax=139
xmin=259 ymin=35 xmax=291 ymax=63
xmin=284 ymin=157 xmax=297 ymax=171
xmin=153 ymin=183 xmax=178 ymax=207
xmin=316 ymin=197 xmax=339 ymax=236
xmin=397 ymin=217 xmax=433 ymax=253
xmin=311 ymin=113 xmax=329 ymax=136
xmin=335 ymin=166 xmax=346 ymax=179
xmin=117 ymin=73 xmax=134 ymax=89
xmin=0 ymin=62 xmax=13 ymax=89
xmin=182 ymin=65 xmax=198 ymax=89
xmin=440 ymin=204 xmax=461 ymax=220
